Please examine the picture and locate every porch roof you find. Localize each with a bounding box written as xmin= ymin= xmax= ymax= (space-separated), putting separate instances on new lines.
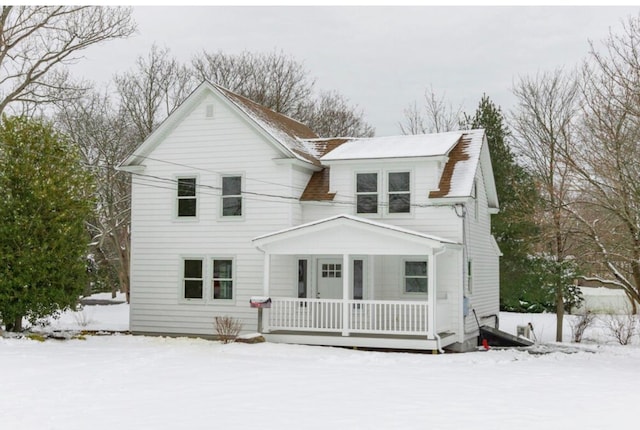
xmin=252 ymin=214 xmax=459 ymax=255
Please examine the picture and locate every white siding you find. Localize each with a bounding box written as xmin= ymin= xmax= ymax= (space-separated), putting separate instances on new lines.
xmin=129 ymin=93 xmax=305 ymax=336
xmin=290 ymin=164 xmax=313 ymax=225
xmin=302 ymin=159 xmax=463 ymax=242
xmin=463 ymin=165 xmax=500 ymax=335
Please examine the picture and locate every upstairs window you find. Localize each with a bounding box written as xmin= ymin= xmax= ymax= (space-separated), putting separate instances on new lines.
xmin=404 ymin=261 xmax=428 ymax=294
xmin=177 ymin=177 xmax=197 ymax=217
xmin=183 ymin=259 xmax=203 ymax=299
xmin=388 ymin=172 xmax=410 ymax=213
xmin=222 ymin=176 xmax=242 ymax=217
xmin=356 ymin=173 xmax=378 ymax=214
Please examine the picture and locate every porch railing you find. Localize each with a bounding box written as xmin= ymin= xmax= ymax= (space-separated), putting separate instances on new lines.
xmin=266 ymin=298 xmax=429 ymax=336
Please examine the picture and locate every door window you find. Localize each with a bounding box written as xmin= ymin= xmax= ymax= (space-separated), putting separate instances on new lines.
xmin=321 ymin=263 xmax=342 ymax=278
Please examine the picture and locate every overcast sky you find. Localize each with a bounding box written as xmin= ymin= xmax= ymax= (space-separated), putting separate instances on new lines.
xmin=70 ymin=5 xmax=639 ymax=136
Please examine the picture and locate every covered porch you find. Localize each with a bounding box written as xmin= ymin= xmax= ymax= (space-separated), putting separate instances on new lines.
xmin=252 ymin=215 xmax=462 ymax=351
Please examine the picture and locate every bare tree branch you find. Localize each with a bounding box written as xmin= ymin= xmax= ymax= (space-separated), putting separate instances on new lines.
xmin=0 ymin=5 xmax=136 ymax=116
xmin=399 ymin=86 xmax=463 ymax=134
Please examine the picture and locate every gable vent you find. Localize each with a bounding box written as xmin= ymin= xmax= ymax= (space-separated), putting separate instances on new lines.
xmin=205 ymin=104 xmax=214 ymax=118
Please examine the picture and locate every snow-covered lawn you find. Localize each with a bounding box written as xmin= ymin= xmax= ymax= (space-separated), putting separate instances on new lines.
xmin=1 ymin=296 xmax=638 ymax=430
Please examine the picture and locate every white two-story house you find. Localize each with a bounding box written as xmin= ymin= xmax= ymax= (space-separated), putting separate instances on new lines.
xmin=120 ymin=81 xmax=500 ymax=352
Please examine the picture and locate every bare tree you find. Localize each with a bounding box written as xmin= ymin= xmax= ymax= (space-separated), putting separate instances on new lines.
xmin=399 ymin=86 xmax=463 ymax=134
xmin=566 ymin=15 xmax=640 ymax=311
xmin=0 ymin=5 xmax=136 ymax=116
xmin=301 ymin=91 xmax=375 ymax=137
xmin=192 ymin=50 xmax=375 ymax=137
xmin=56 ymin=91 xmax=137 ymax=302
xmin=192 ymin=50 xmax=314 ymax=119
xmin=511 ymin=69 xmax=581 ymax=342
xmin=57 ymin=46 xmax=196 ymax=303
xmin=115 ymin=44 xmax=196 ymax=143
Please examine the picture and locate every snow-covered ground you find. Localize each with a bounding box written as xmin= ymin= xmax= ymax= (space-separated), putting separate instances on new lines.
xmin=1 ymin=296 xmax=638 ymax=430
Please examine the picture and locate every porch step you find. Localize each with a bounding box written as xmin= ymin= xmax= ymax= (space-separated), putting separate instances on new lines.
xmin=479 ymin=326 xmax=534 ymax=347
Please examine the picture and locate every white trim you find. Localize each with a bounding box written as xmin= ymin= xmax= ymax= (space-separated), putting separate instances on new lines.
xmin=354 ymin=170 xmax=381 ymax=217
xmin=174 ymin=174 xmax=199 ymax=221
xmin=351 ymin=257 xmax=366 ymax=300
xmin=385 ymin=170 xmax=413 ymax=217
xmin=342 ymin=254 xmax=350 ymax=336
xmin=427 ymin=249 xmax=436 ymax=339
xmin=272 ymin=157 xmax=323 ymax=172
xmin=219 ymin=173 xmax=244 ymax=220
xmin=179 ymin=256 xmax=205 ymax=302
xmin=263 ymin=333 xmax=449 ymax=351
xmin=402 ymin=258 xmax=429 ymax=296
xmin=253 ymin=214 xmax=458 ymax=248
xmin=211 ymin=256 xmax=236 ymax=303
xmin=177 ymin=255 xmax=237 ymax=305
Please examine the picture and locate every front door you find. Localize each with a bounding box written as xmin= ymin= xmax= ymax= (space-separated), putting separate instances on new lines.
xmin=317 ymin=259 xmax=343 ymax=299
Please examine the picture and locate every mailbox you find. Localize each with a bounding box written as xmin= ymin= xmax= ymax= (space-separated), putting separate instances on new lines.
xmin=250 ymin=297 xmax=272 ymax=308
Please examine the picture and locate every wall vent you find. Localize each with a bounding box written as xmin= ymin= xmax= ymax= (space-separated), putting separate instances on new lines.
xmin=206 ymin=104 xmax=214 ymax=118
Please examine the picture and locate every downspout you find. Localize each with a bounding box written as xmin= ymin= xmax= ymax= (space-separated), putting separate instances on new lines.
xmin=432 ymin=246 xmax=448 ymax=354
xmin=453 ymin=204 xmax=475 ymax=335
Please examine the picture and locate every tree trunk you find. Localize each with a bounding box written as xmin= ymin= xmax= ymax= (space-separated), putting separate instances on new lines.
xmin=6 ymin=315 xmax=23 ymax=332
xmin=555 ymin=284 xmax=564 ymax=342
xmin=554 ymin=217 xmax=564 ymax=342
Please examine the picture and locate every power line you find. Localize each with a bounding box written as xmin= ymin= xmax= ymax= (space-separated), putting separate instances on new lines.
xmin=2 ymin=142 xmax=448 ymax=210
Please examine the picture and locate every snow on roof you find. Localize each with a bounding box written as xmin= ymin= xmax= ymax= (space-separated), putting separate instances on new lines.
xmin=426 ymin=129 xmax=486 ymax=199
xmin=214 ymin=84 xmax=320 ymax=165
xmin=318 ymin=131 xmax=463 ymax=161
xmin=445 ymin=129 xmax=484 ymax=197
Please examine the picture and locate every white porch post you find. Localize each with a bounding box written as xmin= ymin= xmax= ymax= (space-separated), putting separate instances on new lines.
xmin=262 ymin=251 xmax=271 ymax=333
xmin=427 ymin=249 xmax=436 ymax=338
xmin=342 ymin=253 xmax=350 ymax=336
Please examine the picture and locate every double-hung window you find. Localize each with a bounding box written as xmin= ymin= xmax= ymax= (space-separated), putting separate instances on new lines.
xmin=388 ymin=172 xmax=410 ymax=213
xmin=404 ymin=261 xmax=428 ymax=294
xmin=213 ymin=259 xmax=233 ymax=300
xmin=356 ymin=173 xmax=378 ymax=214
xmin=177 ymin=177 xmax=197 ymax=217
xmin=222 ymin=176 xmax=242 ymax=217
xmin=183 ymin=259 xmax=204 ymax=299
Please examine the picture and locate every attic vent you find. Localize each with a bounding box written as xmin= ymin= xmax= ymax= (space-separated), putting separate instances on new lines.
xmin=206 ymin=104 xmax=214 ymax=118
